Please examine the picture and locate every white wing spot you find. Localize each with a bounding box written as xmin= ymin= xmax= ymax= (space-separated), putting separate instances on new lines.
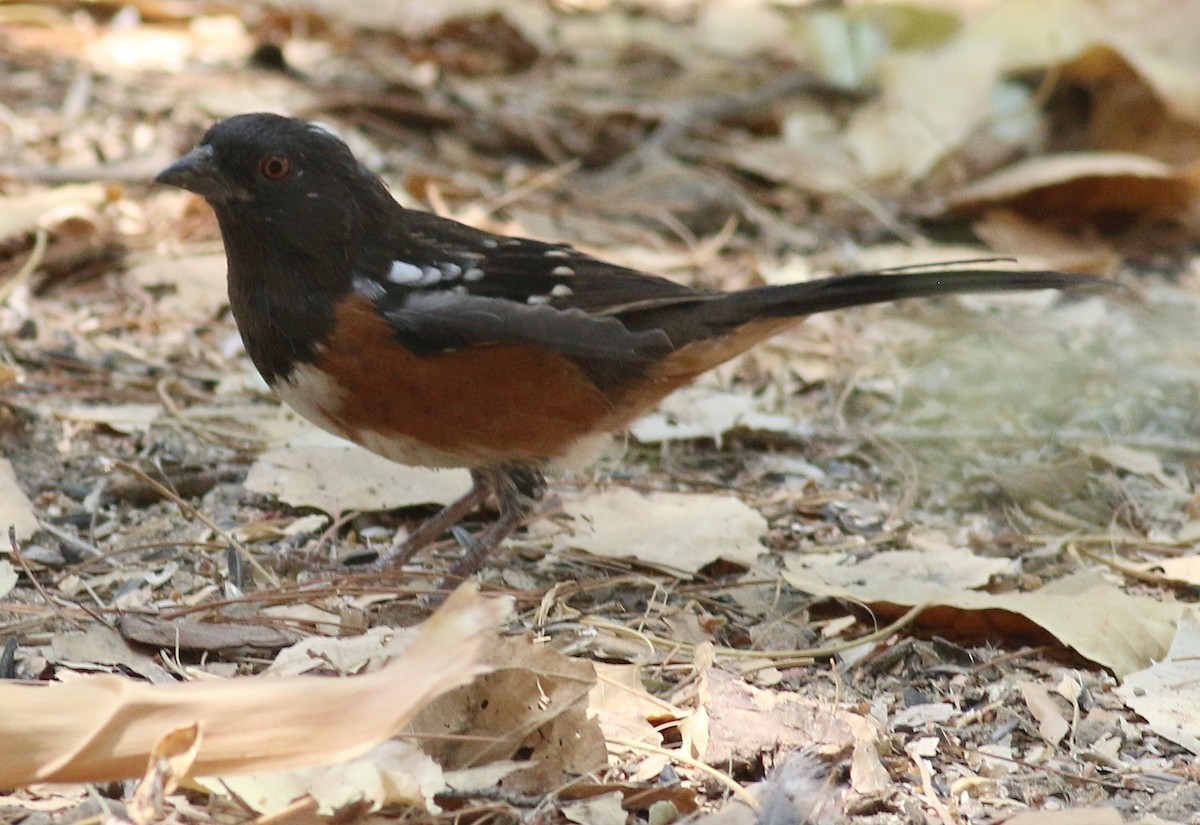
xmin=527 ymin=294 xmax=552 ymax=305
xmin=388 ymin=261 xmax=426 ymax=284
xmin=551 ymin=265 xmax=575 ymax=276
xmin=463 ymin=267 xmax=485 ymax=281
xmin=544 ymin=249 xmax=570 ymax=258
xmin=482 ymin=239 xmax=499 ymax=249
xmin=440 ymin=262 xmax=463 ymax=279
xmin=550 ymin=284 xmax=573 ymax=297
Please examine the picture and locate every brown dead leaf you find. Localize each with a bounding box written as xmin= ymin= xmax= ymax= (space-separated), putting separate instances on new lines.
xmin=408 ymin=634 xmax=606 ymax=794
xmin=0 ymin=584 xmax=511 ymax=786
xmin=782 ymin=560 xmax=1181 ymax=678
xmin=936 ymin=152 xmax=1200 ymax=229
xmin=561 ymin=487 xmax=765 ymax=573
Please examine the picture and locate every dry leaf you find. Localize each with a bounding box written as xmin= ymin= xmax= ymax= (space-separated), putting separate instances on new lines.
xmin=1081 ymin=442 xmax=1186 ymax=491
xmin=590 ymin=663 xmax=681 ymax=748
xmin=0 ymin=184 xmax=110 ymax=239
xmin=561 ymin=487 xmax=765 ymax=572
xmin=0 ymin=458 xmax=39 ymax=541
xmin=1116 ymin=612 xmax=1200 ymax=755
xmin=937 ymin=152 xmax=1200 ymax=227
xmin=782 ymin=561 xmax=1181 ymax=678
xmin=130 ymin=725 xmax=202 ymax=824
xmin=972 ymin=210 xmax=1119 ymax=273
xmin=126 ymin=253 xmax=229 ymax=321
xmin=1019 ymin=682 xmax=1069 ymax=746
xmin=48 ymin=403 xmax=161 ymax=434
xmin=784 ymin=544 xmax=1014 ymax=594
xmin=692 ymin=667 xmax=872 ymax=766
xmin=1001 ymin=809 xmax=1126 ymax=825
xmin=244 ymin=428 xmax=471 ymax=514
xmin=562 ymin=791 xmax=626 ymax=825
xmin=629 ymin=385 xmax=797 ymax=446
xmin=0 ymin=561 xmax=17 ymax=599
xmin=203 ymin=741 xmax=444 ymax=815
xmin=409 ymin=634 xmax=606 ymax=794
xmin=0 ymin=584 xmax=511 ymax=785
xmin=845 ymin=36 xmax=1004 ymax=182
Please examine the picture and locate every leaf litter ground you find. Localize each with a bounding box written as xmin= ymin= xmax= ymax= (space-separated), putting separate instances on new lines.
xmin=5 ymin=2 xmax=1200 ymax=824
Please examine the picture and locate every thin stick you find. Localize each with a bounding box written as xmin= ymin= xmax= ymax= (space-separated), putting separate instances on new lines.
xmin=113 ymin=461 xmax=280 ymax=587
xmin=607 ymin=736 xmax=760 ymax=811
xmin=583 ymin=601 xmax=929 ymax=664
xmin=9 ymin=525 xmax=87 ymax=631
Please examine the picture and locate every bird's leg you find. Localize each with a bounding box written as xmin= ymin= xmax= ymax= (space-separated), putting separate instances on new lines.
xmin=444 ymin=463 xmax=546 ymax=580
xmin=385 ymin=473 xmax=492 ymax=566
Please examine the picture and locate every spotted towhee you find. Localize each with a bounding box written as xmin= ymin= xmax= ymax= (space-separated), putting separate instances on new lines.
xmin=156 ymin=113 xmax=1097 ymax=576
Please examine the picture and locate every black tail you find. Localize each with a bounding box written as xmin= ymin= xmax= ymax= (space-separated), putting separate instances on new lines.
xmin=704 ymin=268 xmax=1102 ymax=328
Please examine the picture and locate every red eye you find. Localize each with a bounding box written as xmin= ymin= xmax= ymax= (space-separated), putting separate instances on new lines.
xmin=260 ymin=155 xmax=291 ymax=180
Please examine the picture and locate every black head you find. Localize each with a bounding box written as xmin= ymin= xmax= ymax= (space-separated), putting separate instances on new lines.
xmin=155 ymin=114 xmax=400 ymax=383
xmin=155 ymin=113 xmax=395 ymax=270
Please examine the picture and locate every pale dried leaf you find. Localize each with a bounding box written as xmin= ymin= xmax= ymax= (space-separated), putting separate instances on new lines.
xmin=127 ymin=253 xmax=229 ymax=321
xmin=0 ymin=459 xmax=39 ymax=541
xmin=561 ymin=487 xmax=765 ymax=572
xmin=562 ymin=791 xmax=626 ymax=825
xmin=244 ymin=428 xmax=471 ymax=514
xmin=47 ymin=403 xmax=161 ymax=434
xmin=0 ymin=585 xmax=511 ymax=785
xmin=204 ymin=741 xmax=443 ymax=815
xmin=590 ymin=663 xmax=681 ymax=748
xmin=1001 ymin=808 xmax=1125 ymax=825
xmin=630 ymin=385 xmax=798 ymax=446
xmin=0 ymin=184 xmax=109 ymax=239
xmin=694 ymin=667 xmax=873 ymax=766
xmin=1081 ymin=442 xmax=1186 ymax=491
xmin=1116 ymin=612 xmax=1200 ymax=755
xmin=1020 ymin=682 xmax=1069 ymax=746
xmin=784 ymin=544 xmax=1013 ymax=594
xmin=845 ymin=37 xmax=1004 ymax=182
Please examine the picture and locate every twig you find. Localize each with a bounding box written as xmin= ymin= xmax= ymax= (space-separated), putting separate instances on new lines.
xmin=9 ymin=525 xmax=87 ymax=631
xmin=607 ymin=736 xmax=760 ymax=811
xmin=112 ymin=460 xmax=280 ymax=588
xmin=583 ymin=601 xmax=929 ymax=664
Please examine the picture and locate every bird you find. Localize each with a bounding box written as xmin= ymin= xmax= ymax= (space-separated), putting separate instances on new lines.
xmin=155 ymin=112 xmax=1098 ymax=578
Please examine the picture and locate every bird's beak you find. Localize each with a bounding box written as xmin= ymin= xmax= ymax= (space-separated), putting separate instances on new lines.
xmin=154 ymin=144 xmax=244 ymax=202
